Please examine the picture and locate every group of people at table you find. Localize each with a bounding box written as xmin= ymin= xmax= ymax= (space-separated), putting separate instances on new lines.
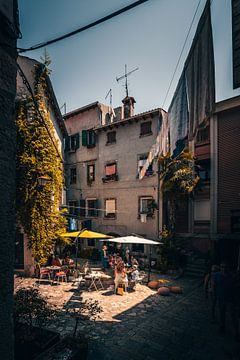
xmin=101 ymin=244 xmax=140 ymax=292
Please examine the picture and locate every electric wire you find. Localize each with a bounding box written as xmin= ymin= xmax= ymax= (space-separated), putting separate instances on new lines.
xmin=161 ymin=0 xmax=202 ymax=109
xmin=18 ymin=0 xmax=150 ymax=53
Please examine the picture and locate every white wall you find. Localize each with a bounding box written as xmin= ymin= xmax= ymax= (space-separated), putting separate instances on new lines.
xmin=211 ymin=0 xmax=240 ymax=101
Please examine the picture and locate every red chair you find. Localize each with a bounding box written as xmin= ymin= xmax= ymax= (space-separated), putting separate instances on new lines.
xmin=55 ymin=270 xmax=67 ymax=283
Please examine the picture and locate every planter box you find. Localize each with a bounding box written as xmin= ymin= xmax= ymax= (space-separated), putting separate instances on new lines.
xmin=35 ymin=336 xmax=88 ymax=360
xmin=14 ymin=324 xmax=60 ymax=360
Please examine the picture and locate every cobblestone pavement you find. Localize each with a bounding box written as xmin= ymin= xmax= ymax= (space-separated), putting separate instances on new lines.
xmin=14 ymin=275 xmax=240 ymax=360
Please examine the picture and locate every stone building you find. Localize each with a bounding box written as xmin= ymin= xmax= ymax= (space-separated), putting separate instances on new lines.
xmin=64 ymin=97 xmax=164 ymax=255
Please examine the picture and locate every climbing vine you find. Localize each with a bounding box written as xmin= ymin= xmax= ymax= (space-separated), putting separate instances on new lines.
xmin=16 ymin=61 xmax=67 ymax=263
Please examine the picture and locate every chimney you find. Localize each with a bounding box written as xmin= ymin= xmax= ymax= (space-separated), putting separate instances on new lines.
xmin=122 ymin=96 xmax=136 ymax=119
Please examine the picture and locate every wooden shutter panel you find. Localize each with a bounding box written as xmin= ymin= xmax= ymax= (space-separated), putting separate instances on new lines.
xmin=79 ymin=199 xmax=86 ymax=217
xmin=75 ymin=133 xmax=80 ymax=149
xmin=82 ymin=130 xmax=87 ymax=146
xmin=64 ymin=136 xmax=70 ymax=151
xmin=232 ymin=0 xmax=240 ymax=88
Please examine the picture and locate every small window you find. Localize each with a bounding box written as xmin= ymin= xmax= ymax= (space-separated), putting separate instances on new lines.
xmin=196 ymin=159 xmax=210 ymax=183
xmin=86 ymin=198 xmax=98 ymax=217
xmin=82 ymin=129 xmax=96 ymax=148
xmin=105 ymin=198 xmax=116 ymax=218
xmin=69 ymin=200 xmax=78 ymax=216
xmin=103 ymin=162 xmax=118 ymax=182
xmin=64 ymin=133 xmax=80 ymax=152
xmin=139 ymin=196 xmax=153 ymax=216
xmin=196 ymin=126 xmax=210 ymax=143
xmin=106 ymin=131 xmax=116 ymax=144
xmin=140 ymin=121 xmax=152 ymax=136
xmin=105 ymin=113 xmax=111 ymax=125
xmin=87 ymin=164 xmax=95 ymax=183
xmin=70 ymin=168 xmax=77 ymax=184
xmin=137 ymin=154 xmax=153 ymax=177
xmin=194 ymin=200 xmax=210 ymax=221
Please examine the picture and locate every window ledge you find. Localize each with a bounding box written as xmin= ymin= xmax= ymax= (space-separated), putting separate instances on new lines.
xmin=139 ymin=132 xmax=153 ymax=138
xmin=102 ymin=174 xmax=119 ymax=182
xmin=106 ymin=141 xmax=116 ymax=146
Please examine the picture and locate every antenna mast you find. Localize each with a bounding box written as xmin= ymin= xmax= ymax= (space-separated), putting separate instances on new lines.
xmin=105 ymin=88 xmax=112 ymax=107
xmin=116 ymin=64 xmax=139 ymax=97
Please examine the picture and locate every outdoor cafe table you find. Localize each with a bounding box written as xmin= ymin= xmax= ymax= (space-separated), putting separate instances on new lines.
xmin=85 ymin=271 xmax=112 ymax=291
xmin=45 ymin=266 xmax=61 ymax=284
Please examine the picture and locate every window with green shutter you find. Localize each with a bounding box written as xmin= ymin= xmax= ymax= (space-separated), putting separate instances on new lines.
xmin=82 ymin=130 xmax=88 ymax=146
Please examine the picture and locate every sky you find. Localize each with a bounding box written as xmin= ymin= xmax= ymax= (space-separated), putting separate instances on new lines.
xmin=18 ymin=0 xmax=207 ymax=115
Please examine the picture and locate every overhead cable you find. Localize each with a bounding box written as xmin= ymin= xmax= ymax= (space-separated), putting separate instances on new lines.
xmin=18 ymin=0 xmax=150 ymax=53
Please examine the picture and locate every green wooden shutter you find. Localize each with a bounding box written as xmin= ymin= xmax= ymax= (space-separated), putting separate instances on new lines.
xmin=82 ymin=130 xmax=87 ymax=146
xmin=75 ymin=133 xmax=80 ymax=149
xmin=64 ymin=137 xmax=70 ymax=151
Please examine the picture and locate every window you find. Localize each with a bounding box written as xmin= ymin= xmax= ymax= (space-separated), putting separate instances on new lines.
xmin=82 ymin=129 xmax=96 ymax=148
xmin=105 ymin=198 xmax=116 ymax=218
xmin=196 ymin=126 xmax=210 ymax=143
xmin=105 ymin=113 xmax=111 ymax=125
xmin=69 ymin=200 xmax=78 ymax=216
xmin=194 ymin=200 xmax=210 ymax=221
xmin=139 ymin=196 xmax=154 ymax=216
xmin=232 ymin=0 xmax=240 ymax=88
xmin=103 ymin=162 xmax=118 ymax=182
xmin=140 ymin=121 xmax=152 ymax=136
xmin=88 ymin=238 xmax=95 ymax=247
xmin=106 ymin=131 xmax=116 ymax=144
xmin=70 ymin=167 xmax=77 ymax=184
xmin=137 ymin=154 xmax=153 ymax=177
xmin=87 ymin=164 xmax=95 ymax=183
xmin=86 ymin=198 xmax=98 ymax=217
xmin=64 ymin=133 xmax=80 ymax=152
xmin=196 ymin=159 xmax=210 ymax=183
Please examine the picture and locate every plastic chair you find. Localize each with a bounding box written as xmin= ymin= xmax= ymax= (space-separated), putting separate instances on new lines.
xmin=54 ymin=270 xmax=67 ymax=283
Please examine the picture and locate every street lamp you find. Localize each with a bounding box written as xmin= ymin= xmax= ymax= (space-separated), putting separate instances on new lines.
xmin=37 ymin=175 xmax=51 ymax=189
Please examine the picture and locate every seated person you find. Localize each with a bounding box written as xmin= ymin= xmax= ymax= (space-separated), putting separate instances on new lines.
xmin=130 ymin=255 xmax=139 ymax=268
xmin=52 ymin=255 xmax=62 ymax=267
xmin=129 ymin=265 xmax=139 ymax=291
xmin=62 ymin=255 xmax=74 ymax=266
xmin=114 ymin=261 xmax=128 ymax=293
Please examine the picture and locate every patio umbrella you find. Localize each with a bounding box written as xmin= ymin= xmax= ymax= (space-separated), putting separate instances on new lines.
xmin=102 ymin=235 xmax=162 ymax=282
xmin=60 ymin=229 xmax=113 ymax=268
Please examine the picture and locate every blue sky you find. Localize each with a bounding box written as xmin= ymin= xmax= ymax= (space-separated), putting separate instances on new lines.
xmin=18 ymin=0 xmax=207 ymax=114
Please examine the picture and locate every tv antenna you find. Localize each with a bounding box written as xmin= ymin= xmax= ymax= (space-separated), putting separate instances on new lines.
xmin=60 ymin=102 xmax=66 ymax=115
xmin=116 ymin=64 xmax=139 ymax=97
xmin=105 ymin=88 xmax=112 ymax=107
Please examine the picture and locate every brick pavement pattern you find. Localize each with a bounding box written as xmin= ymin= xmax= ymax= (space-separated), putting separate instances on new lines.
xmin=14 ymin=276 xmax=240 ymax=360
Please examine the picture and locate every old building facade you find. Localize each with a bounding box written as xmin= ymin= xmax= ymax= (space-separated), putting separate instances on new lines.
xmin=64 ymin=98 xmax=163 ymax=254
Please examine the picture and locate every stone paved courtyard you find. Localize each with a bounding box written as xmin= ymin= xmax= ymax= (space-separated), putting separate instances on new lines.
xmin=14 ymin=274 xmax=240 ymax=360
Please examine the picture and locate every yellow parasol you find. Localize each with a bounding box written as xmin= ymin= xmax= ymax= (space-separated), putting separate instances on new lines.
xmin=60 ymin=229 xmax=113 ymax=239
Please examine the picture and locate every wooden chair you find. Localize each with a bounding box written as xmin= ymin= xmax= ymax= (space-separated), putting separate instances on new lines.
xmin=54 ymin=270 xmax=67 ymax=283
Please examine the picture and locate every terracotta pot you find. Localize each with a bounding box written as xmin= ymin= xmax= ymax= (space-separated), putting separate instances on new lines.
xmin=157 ymin=287 xmax=170 ymax=296
xmin=147 ymin=281 xmax=159 ymax=289
xmin=169 ymin=286 xmax=183 ymax=294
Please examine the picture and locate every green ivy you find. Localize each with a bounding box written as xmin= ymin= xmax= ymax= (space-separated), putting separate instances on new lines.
xmin=16 ymin=63 xmax=67 ymax=264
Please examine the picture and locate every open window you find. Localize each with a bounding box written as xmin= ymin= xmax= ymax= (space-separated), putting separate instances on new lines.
xmin=82 ymin=129 xmax=96 ymax=148
xmin=87 ymin=164 xmax=95 ymax=184
xmin=64 ymin=133 xmax=80 ymax=152
xmin=139 ymin=196 xmax=154 ymax=217
xmin=137 ymin=154 xmax=153 ymax=177
xmin=68 ymin=200 xmax=78 ymax=216
xmin=106 ymin=131 xmax=116 ymax=145
xmin=102 ymin=162 xmax=118 ymax=182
